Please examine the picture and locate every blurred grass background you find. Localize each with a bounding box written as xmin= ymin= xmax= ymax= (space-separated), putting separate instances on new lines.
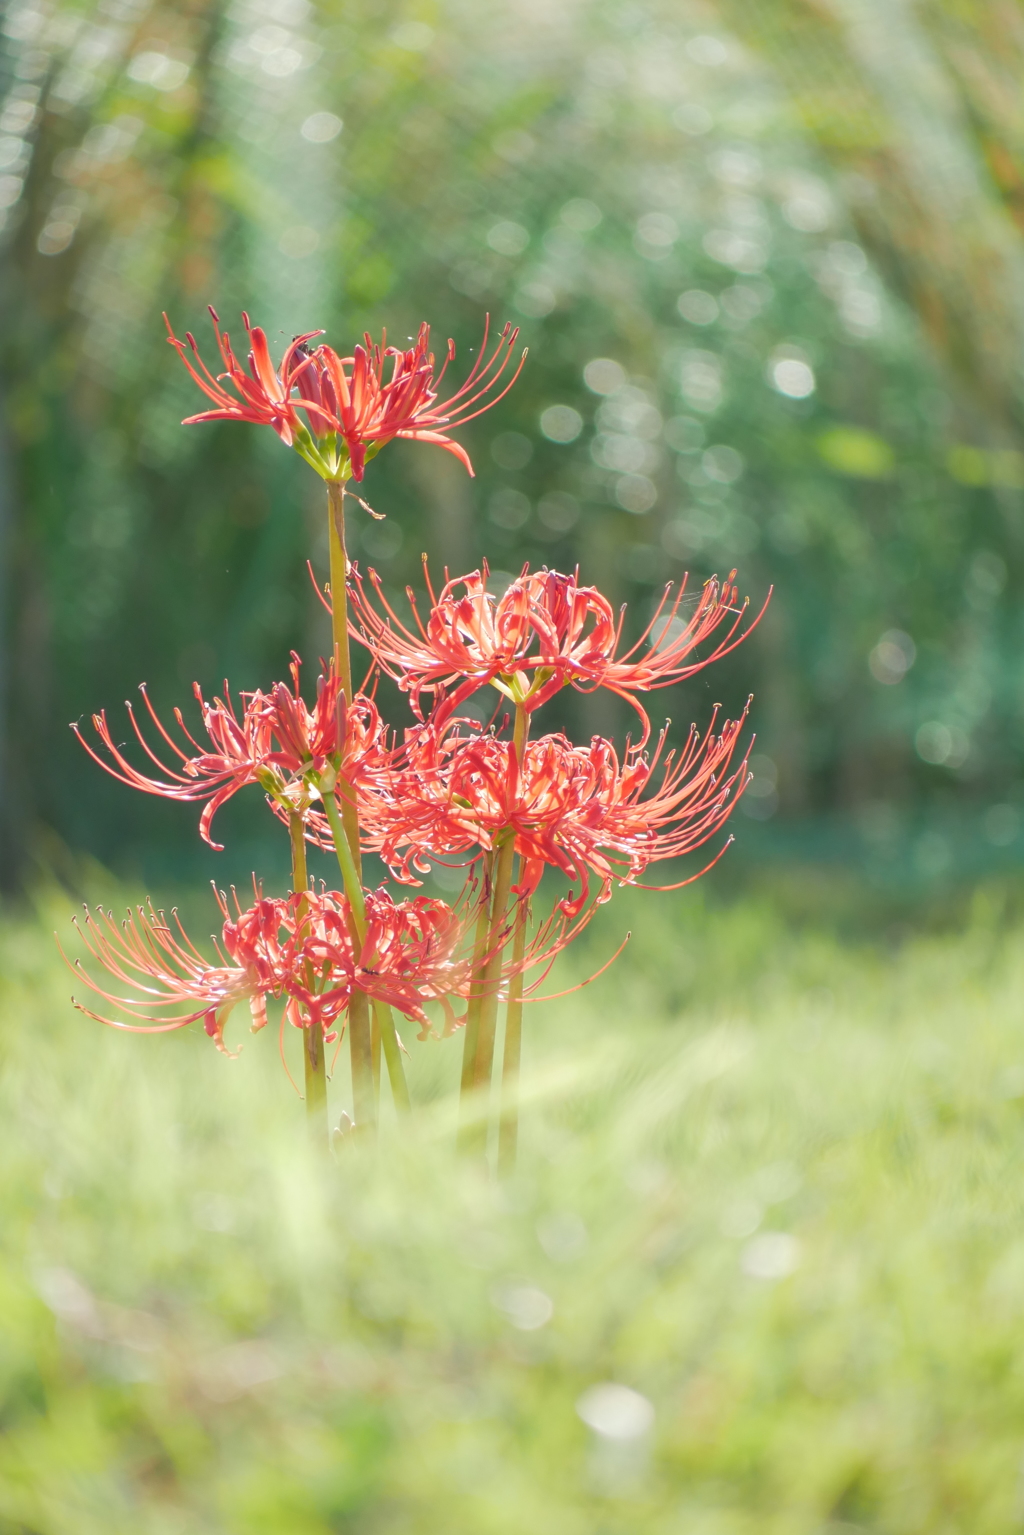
xmin=6 ymin=878 xmax=1024 ymax=1531
xmin=6 ymin=2 xmax=1024 ymax=1525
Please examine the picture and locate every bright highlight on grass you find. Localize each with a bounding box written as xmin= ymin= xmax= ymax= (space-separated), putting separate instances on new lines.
xmin=11 ymin=878 xmax=1024 ymax=1527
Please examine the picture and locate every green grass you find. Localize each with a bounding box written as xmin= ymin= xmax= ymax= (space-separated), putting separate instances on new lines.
xmin=3 ymin=874 xmax=1024 ymax=1533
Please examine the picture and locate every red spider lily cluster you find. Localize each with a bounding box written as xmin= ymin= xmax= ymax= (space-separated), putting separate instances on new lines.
xmin=74 ymin=655 xmax=393 ymax=849
xmin=66 ymin=305 xmax=765 ymax=1156
xmin=366 ymin=706 xmax=751 ymax=912
xmin=346 ymin=561 xmax=757 ymax=729
xmin=69 ymin=885 xmax=572 ymax=1055
xmin=165 ymin=309 xmax=525 ymax=482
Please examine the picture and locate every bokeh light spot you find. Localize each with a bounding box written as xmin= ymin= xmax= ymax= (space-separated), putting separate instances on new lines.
xmin=537 ymin=492 xmax=580 ymax=534
xmin=488 ymin=488 xmax=530 ymax=529
xmin=486 ymin=219 xmax=529 ymax=256
xmin=769 ymin=354 xmax=815 ymax=399
xmin=389 ymin=21 xmax=433 ymax=50
xmin=584 ymin=358 xmax=626 ymax=395
xmin=672 ymin=102 xmax=713 ymax=135
xmin=983 ymin=805 xmax=1020 ymax=846
xmin=300 ymin=111 xmax=342 ymax=142
xmin=490 ymin=431 xmax=533 ymax=471
xmin=687 ymin=34 xmax=728 ymax=67
xmin=916 ymin=722 xmax=969 ymax=768
xmin=677 ymin=289 xmax=718 ymax=325
xmin=515 ymin=281 xmax=556 ymax=317
xmin=491 ymin=1284 xmax=553 ymax=1331
xmin=577 ymin=1383 xmax=655 ymax=1440
xmin=560 ymin=198 xmax=602 ymax=231
xmin=702 ymin=444 xmax=744 ymax=483
xmin=540 ymin=405 xmax=583 ymax=443
xmin=615 ymin=474 xmax=657 ymax=514
xmin=741 ymin=1232 xmax=800 ymax=1280
xmin=869 ymin=630 xmax=915 ymax=685
xmin=127 ymin=51 xmax=190 ymax=91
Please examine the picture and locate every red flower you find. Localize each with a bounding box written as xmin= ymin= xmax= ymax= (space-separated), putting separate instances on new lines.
xmin=65 ymin=884 xmax=582 ymax=1053
xmin=166 ymin=309 xmax=525 ymax=481
xmin=295 ymin=316 xmax=526 ymax=481
xmin=347 ymin=562 xmax=766 ymax=738
xmin=164 ymin=308 xmax=329 ymax=447
xmin=367 ymin=707 xmax=751 ymax=914
xmin=64 ymin=898 xmax=263 ymax=1054
xmin=73 ymin=655 xmax=392 ymax=850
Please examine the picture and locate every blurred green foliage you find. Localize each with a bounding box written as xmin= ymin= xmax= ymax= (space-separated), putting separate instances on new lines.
xmin=6 ymin=877 xmax=1024 ymax=1529
xmin=3 ymin=0 xmax=1024 ymax=884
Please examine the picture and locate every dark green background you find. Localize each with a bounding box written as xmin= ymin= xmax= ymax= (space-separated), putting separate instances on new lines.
xmin=4 ymin=0 xmax=1024 ymax=893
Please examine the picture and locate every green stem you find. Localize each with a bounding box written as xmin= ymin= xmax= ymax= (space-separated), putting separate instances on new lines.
xmin=322 ymin=786 xmax=411 ymax=1119
xmin=325 ymin=478 xmax=375 ymax=1131
xmin=290 ymin=813 xmax=327 ymax=1145
xmin=458 ymin=854 xmax=495 ymax=1144
xmin=323 ymin=489 xmax=413 ymax=1124
xmin=322 ymin=789 xmax=367 ymax=937
xmin=371 ymin=1007 xmax=381 ymax=1105
xmin=472 ymin=836 xmax=516 ymax=1098
xmin=468 ymin=706 xmax=530 ymax=1134
xmin=348 ymin=992 xmax=375 ymax=1128
xmin=376 ymin=1001 xmax=412 ymax=1113
xmin=497 ymin=870 xmax=527 ymax=1177
xmin=323 ymin=771 xmax=374 ymax=1131
xmin=289 ymin=809 xmax=310 ymax=899
xmin=327 ymin=482 xmax=362 ymax=876
xmin=327 ymin=478 xmax=355 ymax=705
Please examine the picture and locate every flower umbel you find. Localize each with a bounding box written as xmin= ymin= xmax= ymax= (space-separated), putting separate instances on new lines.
xmin=163 ymin=308 xmax=330 ymax=447
xmin=293 ymin=317 xmax=526 ymax=481
xmin=66 ymin=883 xmax=586 ymax=1056
xmin=74 ymin=655 xmax=392 ymax=849
xmin=370 ymin=707 xmax=751 ymax=913
xmin=346 ymin=561 xmax=767 ymax=738
xmin=166 ymin=308 xmax=526 ymax=482
xmin=66 ymin=888 xmax=469 ymax=1053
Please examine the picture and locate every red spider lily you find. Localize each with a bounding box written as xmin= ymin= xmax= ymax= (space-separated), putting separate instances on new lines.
xmin=345 ymin=561 xmax=767 ymax=738
xmin=65 ymin=898 xmax=262 ymax=1054
xmin=294 ymin=316 xmax=526 ymax=481
xmin=166 ymin=309 xmax=525 ymax=481
xmin=367 ymin=706 xmax=752 ymax=914
xmin=164 ymin=308 xmax=330 ymax=447
xmin=65 ymin=884 xmax=587 ymax=1054
xmin=73 ymin=655 xmax=393 ymax=850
